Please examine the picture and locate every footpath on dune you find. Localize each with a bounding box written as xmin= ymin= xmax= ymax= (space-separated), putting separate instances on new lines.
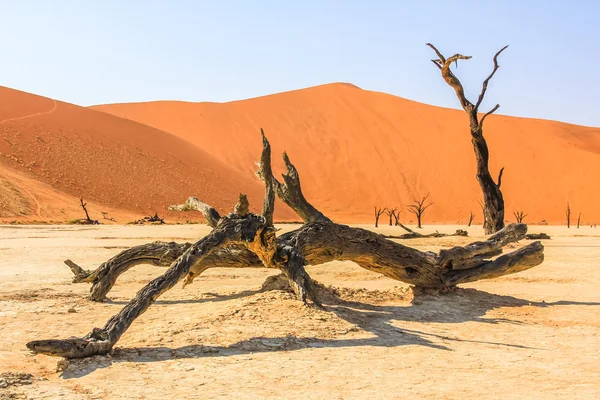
xmin=93 ymin=83 xmax=600 ymax=225
xmin=0 ymin=86 xmax=297 ymax=223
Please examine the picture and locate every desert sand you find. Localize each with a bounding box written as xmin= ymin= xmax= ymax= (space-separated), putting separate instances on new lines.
xmin=2 ymin=83 xmax=599 ymax=225
xmin=0 ymin=86 xmax=283 ymax=224
xmin=93 ymin=83 xmax=600 ymax=224
xmin=1 ymin=224 xmax=598 ymax=399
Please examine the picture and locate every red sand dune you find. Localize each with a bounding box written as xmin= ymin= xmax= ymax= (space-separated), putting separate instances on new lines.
xmin=0 ymin=86 xmax=279 ymax=223
xmin=92 ymin=83 xmax=600 ymax=225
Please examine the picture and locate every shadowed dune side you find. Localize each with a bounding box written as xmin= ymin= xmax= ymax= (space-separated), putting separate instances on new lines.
xmin=0 ymin=86 xmax=293 ymax=223
xmin=93 ymin=83 xmax=600 ymax=224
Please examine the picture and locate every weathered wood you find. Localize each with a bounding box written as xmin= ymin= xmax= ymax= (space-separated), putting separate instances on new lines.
xmin=525 ymin=233 xmax=551 ymax=240
xmin=427 ymin=43 xmax=508 ymax=234
xmin=32 ymin=131 xmax=545 ymax=359
xmin=168 ymin=197 xmax=221 ymax=227
xmin=383 ymin=229 xmax=468 ymax=240
xmin=27 ymin=205 xmax=280 ymax=358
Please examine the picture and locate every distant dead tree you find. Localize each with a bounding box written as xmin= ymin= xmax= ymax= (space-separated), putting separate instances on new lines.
xmin=513 ymin=210 xmax=527 ymax=223
xmin=427 ymin=43 xmax=508 ymax=234
xmin=577 ymin=212 xmax=581 ymax=229
xmin=78 ymin=197 xmax=99 ymax=225
xmin=101 ymin=212 xmax=109 ymax=219
xmin=566 ymin=203 xmax=571 ymax=228
xmin=384 ymin=208 xmax=398 ymax=226
xmin=392 ymin=208 xmax=401 ymax=226
xmin=374 ymin=206 xmax=387 ymax=228
xmin=468 ymin=211 xmax=475 ymax=227
xmin=407 ymin=193 xmax=433 ymax=229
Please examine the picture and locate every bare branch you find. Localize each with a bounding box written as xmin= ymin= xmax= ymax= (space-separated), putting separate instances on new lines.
xmin=169 ymin=197 xmax=221 ymax=228
xmin=479 ymin=104 xmax=500 ymax=129
xmin=426 ymin=44 xmax=474 ymax=111
xmin=258 ymin=129 xmax=275 ymax=226
xmin=425 ymin=43 xmax=446 ymax=64
xmin=497 ymin=167 xmax=505 ymax=188
xmin=475 ymin=45 xmax=509 ymax=111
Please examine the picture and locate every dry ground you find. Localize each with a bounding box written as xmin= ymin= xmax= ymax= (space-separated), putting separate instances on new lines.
xmin=0 ymin=224 xmax=598 ymax=399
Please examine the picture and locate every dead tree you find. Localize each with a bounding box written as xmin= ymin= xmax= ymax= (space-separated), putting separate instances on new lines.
xmin=374 ymin=206 xmax=386 ymax=227
xmin=427 ymin=43 xmax=507 ymax=234
xmin=513 ymin=210 xmax=527 ymax=223
xmin=468 ymin=211 xmax=475 ymax=227
xmin=392 ymin=209 xmax=401 ymax=226
xmin=27 ymin=131 xmax=544 ymax=359
xmin=101 ymin=212 xmax=108 ymax=220
xmin=384 ymin=208 xmax=397 ymax=226
xmin=566 ymin=203 xmax=571 ymax=228
xmin=577 ymin=212 xmax=581 ymax=229
xmin=407 ymin=193 xmax=433 ymax=228
xmin=77 ymin=197 xmax=99 ymax=225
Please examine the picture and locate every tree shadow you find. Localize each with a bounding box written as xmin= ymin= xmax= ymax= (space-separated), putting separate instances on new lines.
xmin=59 ymin=287 xmax=600 ymax=379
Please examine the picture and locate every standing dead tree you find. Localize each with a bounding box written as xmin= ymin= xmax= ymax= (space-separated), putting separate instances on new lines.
xmin=374 ymin=206 xmax=387 ymax=227
xmin=75 ymin=197 xmax=99 ymax=225
xmin=27 ymin=131 xmax=544 ymax=359
xmin=427 ymin=43 xmax=508 ymax=234
xmin=577 ymin=212 xmax=581 ymax=229
xmin=407 ymin=193 xmax=433 ymax=228
xmin=513 ymin=210 xmax=527 ymax=223
xmin=566 ymin=203 xmax=571 ymax=228
xmin=468 ymin=211 xmax=475 ymax=227
xmin=392 ymin=208 xmax=401 ymax=226
xmin=384 ymin=208 xmax=398 ymax=226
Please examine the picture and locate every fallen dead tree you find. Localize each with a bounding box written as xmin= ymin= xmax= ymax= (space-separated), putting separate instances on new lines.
xmin=383 ymin=222 xmax=468 ymax=240
xmin=525 ymin=233 xmax=551 ymax=240
xmin=27 ymin=131 xmax=544 ymax=359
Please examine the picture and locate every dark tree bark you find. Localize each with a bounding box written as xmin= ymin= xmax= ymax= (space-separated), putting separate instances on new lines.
xmin=577 ymin=212 xmax=581 ymax=229
xmin=407 ymin=193 xmax=433 ymax=229
xmin=392 ymin=209 xmax=401 ymax=226
xmin=374 ymin=207 xmax=386 ymax=228
xmin=566 ymin=203 xmax=571 ymax=228
xmin=513 ymin=210 xmax=527 ymax=224
xmin=427 ymin=43 xmax=508 ymax=234
xmin=77 ymin=197 xmax=99 ymax=225
xmin=28 ymin=132 xmax=545 ymax=359
xmin=468 ymin=211 xmax=475 ymax=227
xmin=384 ymin=208 xmax=397 ymax=226
xmin=525 ymin=233 xmax=551 ymax=240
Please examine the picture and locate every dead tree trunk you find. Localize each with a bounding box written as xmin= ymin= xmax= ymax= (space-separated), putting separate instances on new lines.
xmin=392 ymin=209 xmax=401 ymax=226
xmin=28 ymin=131 xmax=545 ymax=359
xmin=427 ymin=44 xmax=508 ymax=234
xmin=374 ymin=206 xmax=386 ymax=228
xmin=384 ymin=208 xmax=397 ymax=226
xmin=577 ymin=212 xmax=581 ymax=229
xmin=78 ymin=197 xmax=98 ymax=224
xmin=407 ymin=193 xmax=433 ymax=229
xmin=566 ymin=203 xmax=571 ymax=228
xmin=468 ymin=211 xmax=475 ymax=227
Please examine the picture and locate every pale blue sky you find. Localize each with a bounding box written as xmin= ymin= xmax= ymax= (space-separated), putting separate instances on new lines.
xmin=1 ymin=1 xmax=599 ymax=127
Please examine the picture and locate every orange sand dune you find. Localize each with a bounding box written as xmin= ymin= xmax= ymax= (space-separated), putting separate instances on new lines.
xmin=92 ymin=83 xmax=600 ymax=225
xmin=0 ymin=86 xmax=277 ymax=223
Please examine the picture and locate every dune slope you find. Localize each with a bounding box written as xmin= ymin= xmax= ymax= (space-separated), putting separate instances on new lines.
xmin=0 ymin=86 xmax=272 ymax=222
xmin=93 ymin=83 xmax=600 ymax=224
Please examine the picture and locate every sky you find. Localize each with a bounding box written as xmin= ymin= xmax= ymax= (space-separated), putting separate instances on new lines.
xmin=1 ymin=0 xmax=599 ymax=127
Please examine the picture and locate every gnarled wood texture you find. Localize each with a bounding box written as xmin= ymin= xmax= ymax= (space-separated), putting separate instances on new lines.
xmin=29 ymin=132 xmax=544 ymax=359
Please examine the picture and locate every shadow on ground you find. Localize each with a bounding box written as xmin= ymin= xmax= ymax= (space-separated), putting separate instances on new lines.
xmin=58 ymin=287 xmax=600 ymax=378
